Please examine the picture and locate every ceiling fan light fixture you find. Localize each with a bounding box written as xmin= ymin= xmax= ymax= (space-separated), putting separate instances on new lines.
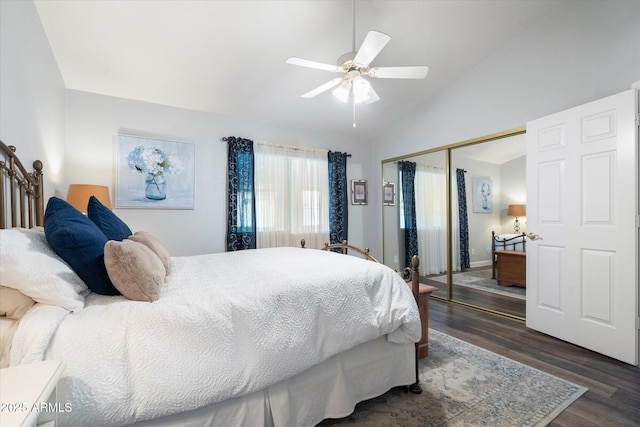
xmin=364 ymin=91 xmax=380 ymax=104
xmin=333 ymin=81 xmax=351 ymax=103
xmin=353 ymin=76 xmax=371 ymax=104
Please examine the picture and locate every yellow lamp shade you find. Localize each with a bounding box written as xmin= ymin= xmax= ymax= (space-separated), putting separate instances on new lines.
xmin=66 ymin=184 xmax=111 ymax=214
xmin=507 ymin=204 xmax=526 ymax=217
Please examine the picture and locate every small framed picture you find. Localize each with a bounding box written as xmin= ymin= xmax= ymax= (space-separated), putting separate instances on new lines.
xmin=472 ymin=176 xmax=493 ymax=213
xmin=383 ymin=182 xmax=396 ymax=206
xmin=351 ymin=179 xmax=368 ymax=205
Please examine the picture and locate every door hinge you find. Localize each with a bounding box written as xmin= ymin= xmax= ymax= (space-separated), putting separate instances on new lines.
xmin=636 ymin=113 xmax=640 ymax=127
xmin=637 ymin=317 xmax=640 ymax=331
xmin=637 ymin=215 xmax=640 ymax=228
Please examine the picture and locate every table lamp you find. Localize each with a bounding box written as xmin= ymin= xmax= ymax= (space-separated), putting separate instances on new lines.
xmin=507 ymin=204 xmax=526 ymax=233
xmin=66 ymin=184 xmax=111 ymax=214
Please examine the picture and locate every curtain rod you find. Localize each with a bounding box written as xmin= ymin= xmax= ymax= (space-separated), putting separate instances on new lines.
xmin=393 ymin=160 xmax=444 ymax=168
xmin=330 ymin=151 xmax=352 ymax=157
xmin=221 ymin=137 xmax=351 ymax=157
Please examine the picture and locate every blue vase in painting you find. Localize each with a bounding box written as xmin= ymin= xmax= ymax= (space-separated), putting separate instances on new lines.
xmin=145 ymin=173 xmax=166 ymax=200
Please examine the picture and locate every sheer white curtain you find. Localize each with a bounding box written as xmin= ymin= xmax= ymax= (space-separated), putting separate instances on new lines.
xmin=254 ymin=143 xmax=330 ymax=248
xmin=414 ymin=164 xmax=461 ymax=275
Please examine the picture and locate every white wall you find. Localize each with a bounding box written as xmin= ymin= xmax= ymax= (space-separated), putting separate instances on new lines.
xmin=64 ymin=90 xmax=374 ymax=255
xmin=0 ymin=0 xmax=66 ymax=200
xmin=500 ymin=156 xmax=527 ymax=234
xmin=370 ymin=0 xmax=640 ymax=258
xmin=452 ymin=157 xmax=501 ymax=265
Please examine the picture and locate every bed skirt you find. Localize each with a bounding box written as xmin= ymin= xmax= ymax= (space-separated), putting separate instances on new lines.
xmin=132 ymin=337 xmax=414 ymax=427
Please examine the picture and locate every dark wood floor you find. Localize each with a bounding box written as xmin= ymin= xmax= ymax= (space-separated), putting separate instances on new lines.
xmin=423 ymin=266 xmax=526 ymax=318
xmin=428 ymin=298 xmax=640 ymax=426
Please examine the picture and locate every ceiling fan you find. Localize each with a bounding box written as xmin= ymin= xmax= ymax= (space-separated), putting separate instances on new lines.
xmin=286 ymin=2 xmax=429 ymax=106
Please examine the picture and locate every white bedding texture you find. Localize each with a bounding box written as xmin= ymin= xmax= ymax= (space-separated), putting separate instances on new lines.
xmin=10 ymin=246 xmax=421 ymax=426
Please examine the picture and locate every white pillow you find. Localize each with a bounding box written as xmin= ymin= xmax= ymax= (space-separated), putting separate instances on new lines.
xmin=496 ymin=233 xmax=526 ymax=241
xmin=0 ymin=228 xmax=86 ymax=313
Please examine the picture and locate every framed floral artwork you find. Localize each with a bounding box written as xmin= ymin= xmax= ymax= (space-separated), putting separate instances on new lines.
xmin=116 ymin=134 xmax=195 ymax=209
xmin=351 ymin=179 xmax=368 ymax=205
xmin=383 ymin=182 xmax=395 ymax=206
xmin=472 ymin=176 xmax=493 ymax=213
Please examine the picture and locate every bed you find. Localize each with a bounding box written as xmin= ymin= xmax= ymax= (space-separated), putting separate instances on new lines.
xmin=0 ymin=141 xmax=423 ymax=426
xmin=490 ymin=231 xmax=527 ymax=287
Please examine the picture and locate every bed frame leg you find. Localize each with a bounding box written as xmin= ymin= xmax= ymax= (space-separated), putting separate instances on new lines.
xmin=408 ymin=255 xmax=422 ymax=394
xmin=409 ymin=340 xmax=422 ymax=394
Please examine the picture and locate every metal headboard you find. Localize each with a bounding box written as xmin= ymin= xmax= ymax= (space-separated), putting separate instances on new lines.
xmin=0 ymin=140 xmax=44 ymax=229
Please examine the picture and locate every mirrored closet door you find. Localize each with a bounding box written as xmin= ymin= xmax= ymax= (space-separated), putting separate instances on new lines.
xmin=382 ymin=150 xmax=449 ymax=300
xmin=381 ymin=128 xmax=527 ymax=319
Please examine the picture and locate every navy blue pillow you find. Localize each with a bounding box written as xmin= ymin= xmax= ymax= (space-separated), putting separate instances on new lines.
xmin=44 ymin=197 xmax=120 ymax=295
xmin=87 ymin=196 xmax=132 ymax=241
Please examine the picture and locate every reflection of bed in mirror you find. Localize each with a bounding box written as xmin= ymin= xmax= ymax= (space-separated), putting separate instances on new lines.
xmin=490 ymin=231 xmax=527 ymax=287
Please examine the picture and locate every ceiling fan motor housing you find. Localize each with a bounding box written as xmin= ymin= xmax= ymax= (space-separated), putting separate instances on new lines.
xmin=338 ymin=52 xmax=369 ymax=75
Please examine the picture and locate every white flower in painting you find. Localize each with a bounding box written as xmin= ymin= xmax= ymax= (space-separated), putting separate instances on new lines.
xmin=127 ymin=145 xmax=184 ymax=177
xmin=166 ymin=153 xmax=183 ymax=175
xmin=480 ymin=183 xmax=491 ymax=198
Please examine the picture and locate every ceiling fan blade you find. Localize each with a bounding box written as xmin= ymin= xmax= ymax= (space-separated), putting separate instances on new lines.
xmin=301 ymin=78 xmax=343 ymax=98
xmin=286 ymin=57 xmax=341 ymax=73
xmin=369 ymin=66 xmax=429 ymax=79
xmin=364 ymin=85 xmax=380 ymax=104
xmin=353 ymin=31 xmax=391 ymax=66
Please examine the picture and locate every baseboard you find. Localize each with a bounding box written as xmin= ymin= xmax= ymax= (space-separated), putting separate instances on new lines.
xmin=470 ymin=260 xmax=492 ymax=268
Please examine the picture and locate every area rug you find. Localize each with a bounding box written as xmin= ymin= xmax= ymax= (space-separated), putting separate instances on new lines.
xmin=431 ymin=268 xmax=526 ymax=300
xmin=318 ymin=329 xmax=587 ymax=426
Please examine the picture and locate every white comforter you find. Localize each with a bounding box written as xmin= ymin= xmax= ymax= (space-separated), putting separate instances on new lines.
xmin=11 ymin=247 xmax=420 ymax=426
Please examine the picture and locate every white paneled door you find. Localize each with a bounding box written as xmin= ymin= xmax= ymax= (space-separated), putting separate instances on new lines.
xmin=526 ymin=89 xmax=638 ymax=365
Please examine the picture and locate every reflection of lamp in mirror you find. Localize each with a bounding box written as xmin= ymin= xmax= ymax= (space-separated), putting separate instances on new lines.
xmin=507 ymin=204 xmax=526 ymax=233
xmin=67 ymin=184 xmax=111 ymax=214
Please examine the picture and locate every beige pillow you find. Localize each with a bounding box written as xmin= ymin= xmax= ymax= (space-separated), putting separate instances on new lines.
xmin=0 ymin=286 xmax=36 ymax=319
xmin=103 ymin=240 xmax=164 ymax=302
xmin=129 ymin=231 xmax=171 ymax=275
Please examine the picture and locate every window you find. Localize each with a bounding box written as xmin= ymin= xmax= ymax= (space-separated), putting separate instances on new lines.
xmin=254 ymin=143 xmax=330 ymax=248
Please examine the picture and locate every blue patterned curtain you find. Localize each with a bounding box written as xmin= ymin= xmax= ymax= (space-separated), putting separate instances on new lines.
xmin=456 ymin=168 xmax=470 ymax=269
xmin=399 ymin=161 xmax=418 ymax=268
xmin=328 ymin=151 xmax=349 ymax=246
xmin=226 ymin=136 xmax=256 ymax=251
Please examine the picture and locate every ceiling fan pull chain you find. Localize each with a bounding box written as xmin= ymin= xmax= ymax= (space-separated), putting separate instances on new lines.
xmin=353 ymin=102 xmax=357 ymax=128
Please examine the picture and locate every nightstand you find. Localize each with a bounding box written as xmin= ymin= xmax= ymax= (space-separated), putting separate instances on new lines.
xmin=495 ymin=250 xmax=526 ymax=287
xmin=0 ymin=360 xmax=65 ymax=427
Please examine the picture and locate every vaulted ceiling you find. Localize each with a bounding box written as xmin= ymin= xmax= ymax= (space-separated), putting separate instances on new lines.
xmin=34 ymin=1 xmax=564 ymax=138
